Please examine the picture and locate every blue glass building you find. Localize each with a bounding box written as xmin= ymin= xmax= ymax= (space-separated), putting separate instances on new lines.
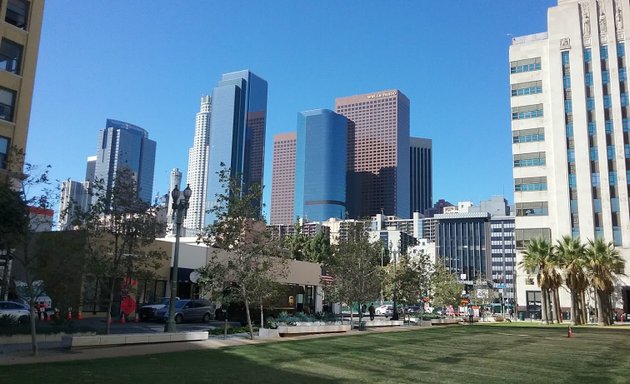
xmin=294 ymin=109 xmax=347 ymax=222
xmin=93 ymin=119 xmax=156 ymax=205
xmin=205 ymin=70 xmax=268 ymax=224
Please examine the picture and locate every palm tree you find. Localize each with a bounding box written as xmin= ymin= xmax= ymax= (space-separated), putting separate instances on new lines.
xmin=520 ymin=238 xmax=555 ymax=324
xmin=555 ymin=235 xmax=588 ymax=324
xmin=585 ymin=238 xmax=625 ymax=325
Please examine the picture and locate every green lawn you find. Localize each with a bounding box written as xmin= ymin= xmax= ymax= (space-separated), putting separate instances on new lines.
xmin=2 ymin=325 xmax=630 ymax=384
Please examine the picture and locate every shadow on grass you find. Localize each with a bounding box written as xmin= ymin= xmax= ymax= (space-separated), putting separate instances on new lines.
xmin=0 ymin=344 xmax=340 ymax=384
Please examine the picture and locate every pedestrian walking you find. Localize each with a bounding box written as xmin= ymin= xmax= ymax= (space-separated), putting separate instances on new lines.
xmin=368 ymin=303 xmax=375 ymax=321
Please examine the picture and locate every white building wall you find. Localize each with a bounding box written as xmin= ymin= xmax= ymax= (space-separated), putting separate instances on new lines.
xmin=511 ymin=0 xmax=630 ymax=315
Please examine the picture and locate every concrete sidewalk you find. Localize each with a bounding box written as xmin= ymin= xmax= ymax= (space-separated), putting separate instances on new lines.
xmin=0 ymin=325 xmax=415 ymax=366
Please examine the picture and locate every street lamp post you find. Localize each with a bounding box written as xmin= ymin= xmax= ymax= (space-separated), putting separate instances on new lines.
xmin=391 ymin=243 xmax=399 ymax=321
xmin=164 ymin=184 xmax=192 ymax=333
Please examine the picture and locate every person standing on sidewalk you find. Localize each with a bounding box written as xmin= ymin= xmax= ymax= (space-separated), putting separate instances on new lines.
xmin=368 ymin=303 xmax=375 ymax=321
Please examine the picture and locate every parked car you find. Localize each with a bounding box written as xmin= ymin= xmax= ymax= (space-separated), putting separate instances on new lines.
xmin=0 ymin=301 xmax=30 ymax=324
xmin=404 ymin=305 xmax=421 ymax=314
xmin=139 ymin=297 xmax=178 ymax=321
xmin=375 ymin=305 xmax=391 ymax=315
xmin=155 ymin=299 xmax=215 ymax=324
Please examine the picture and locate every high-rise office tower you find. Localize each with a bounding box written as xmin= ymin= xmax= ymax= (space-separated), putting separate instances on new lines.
xmin=510 ymin=0 xmax=630 ymax=317
xmin=184 ymin=95 xmax=211 ymax=231
xmin=336 ymin=90 xmax=411 ymax=219
xmin=85 ymin=156 xmax=96 ymax=184
xmin=0 ymin=0 xmax=44 ymax=180
xmin=270 ymin=132 xmax=296 ymax=226
xmin=57 ymin=178 xmax=90 ymax=230
xmin=93 ymin=119 xmax=156 ymax=205
xmin=294 ymin=109 xmax=348 ymax=223
xmin=205 ymin=70 xmax=267 ymax=224
xmin=410 ymin=137 xmax=433 ymax=215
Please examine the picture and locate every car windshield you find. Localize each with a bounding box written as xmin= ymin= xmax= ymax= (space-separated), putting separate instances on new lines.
xmin=175 ymin=301 xmax=189 ymax=308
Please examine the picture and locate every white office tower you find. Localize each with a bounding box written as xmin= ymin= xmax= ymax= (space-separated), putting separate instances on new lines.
xmin=510 ymin=0 xmax=630 ymax=316
xmin=57 ymin=178 xmax=90 ymax=230
xmin=184 ymin=96 xmax=211 ymax=232
xmin=166 ymin=168 xmax=182 ymax=236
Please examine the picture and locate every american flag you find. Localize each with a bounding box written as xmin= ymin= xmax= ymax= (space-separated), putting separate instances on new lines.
xmin=321 ymin=274 xmax=334 ymax=284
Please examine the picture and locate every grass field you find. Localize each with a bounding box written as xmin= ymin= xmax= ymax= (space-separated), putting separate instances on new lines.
xmin=2 ymin=324 xmax=630 ymax=384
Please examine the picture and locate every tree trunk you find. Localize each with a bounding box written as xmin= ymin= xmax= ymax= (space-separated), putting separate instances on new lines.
xmin=260 ymin=299 xmax=264 ymax=329
xmin=596 ymin=289 xmax=609 ymax=325
xmin=29 ymin=305 xmax=38 ymax=356
xmin=554 ymin=289 xmax=562 ymax=323
xmin=581 ymin=291 xmax=589 ymax=324
xmin=546 ymin=290 xmax=554 ymax=323
xmin=349 ymin=302 xmax=353 ymax=328
xmin=541 ymin=289 xmax=549 ymax=324
xmin=242 ymin=286 xmax=254 ymax=340
xmin=105 ymin=275 xmax=116 ymax=335
xmin=570 ymin=290 xmax=577 ymax=325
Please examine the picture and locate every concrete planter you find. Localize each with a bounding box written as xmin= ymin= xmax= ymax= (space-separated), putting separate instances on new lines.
xmin=258 ymin=328 xmax=280 ymax=338
xmin=0 ymin=332 xmax=96 ymax=345
xmin=276 ymin=324 xmax=351 ymax=336
xmin=430 ymin=318 xmax=460 ymax=326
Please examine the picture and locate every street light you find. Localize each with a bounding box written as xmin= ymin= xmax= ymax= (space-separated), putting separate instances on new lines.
xmin=391 ymin=241 xmax=400 ymax=321
xmin=164 ymin=184 xmax=192 ymax=333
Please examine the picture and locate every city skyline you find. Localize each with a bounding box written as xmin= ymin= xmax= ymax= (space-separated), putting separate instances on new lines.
xmin=26 ymin=1 xmax=557 ymax=220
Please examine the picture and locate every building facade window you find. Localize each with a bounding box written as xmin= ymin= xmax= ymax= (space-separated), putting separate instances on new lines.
xmin=0 ymin=87 xmax=16 ymax=122
xmin=0 ymin=39 xmax=22 ymax=75
xmin=510 ymin=57 xmax=541 ymax=73
xmin=511 ymin=80 xmax=543 ymax=96
xmin=513 ymin=127 xmax=544 ymax=143
xmin=0 ymin=136 xmax=8 ymax=169
xmin=5 ymin=0 xmax=29 ymax=30
xmin=514 ymin=176 xmax=547 ymax=191
xmin=516 ymin=201 xmax=549 ymax=217
xmin=512 ymin=104 xmax=543 ymax=120
xmin=513 ymin=152 xmax=546 ymax=167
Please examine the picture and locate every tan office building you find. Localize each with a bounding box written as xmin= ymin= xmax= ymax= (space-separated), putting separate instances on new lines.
xmin=0 ymin=0 xmax=44 ymax=179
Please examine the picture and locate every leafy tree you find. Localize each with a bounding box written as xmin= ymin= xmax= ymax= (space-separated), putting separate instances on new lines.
xmin=303 ymin=231 xmax=332 ymax=263
xmin=555 ymin=235 xmax=588 ymax=325
xmin=585 ymin=238 xmax=625 ymax=325
xmin=321 ymin=227 xmax=383 ymax=325
xmin=75 ymin=167 xmax=166 ymax=334
xmin=283 ymin=221 xmax=310 ymax=261
xmin=430 ymin=262 xmax=463 ymax=310
xmin=0 ymin=159 xmax=55 ymax=356
xmin=384 ymin=249 xmax=433 ymax=319
xmin=197 ymin=164 xmax=286 ymax=339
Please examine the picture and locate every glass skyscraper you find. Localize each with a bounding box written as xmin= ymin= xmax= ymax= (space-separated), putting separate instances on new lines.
xmin=93 ymin=119 xmax=156 ymax=205
xmin=294 ymin=109 xmax=348 ymax=222
xmin=205 ymin=70 xmax=268 ymax=224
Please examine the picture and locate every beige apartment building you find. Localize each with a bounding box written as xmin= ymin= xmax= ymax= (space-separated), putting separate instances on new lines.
xmin=0 ymin=0 xmax=44 ymax=180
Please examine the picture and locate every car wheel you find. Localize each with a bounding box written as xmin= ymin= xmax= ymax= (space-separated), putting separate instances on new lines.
xmin=175 ymin=314 xmax=183 ymax=324
xmin=202 ymin=313 xmax=210 ymax=323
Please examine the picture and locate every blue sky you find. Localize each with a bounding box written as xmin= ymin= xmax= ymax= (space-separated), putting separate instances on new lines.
xmin=27 ymin=0 xmax=556 ymax=219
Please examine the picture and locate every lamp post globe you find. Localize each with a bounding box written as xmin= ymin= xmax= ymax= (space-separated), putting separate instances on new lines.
xmin=164 ymin=184 xmax=191 ymax=333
